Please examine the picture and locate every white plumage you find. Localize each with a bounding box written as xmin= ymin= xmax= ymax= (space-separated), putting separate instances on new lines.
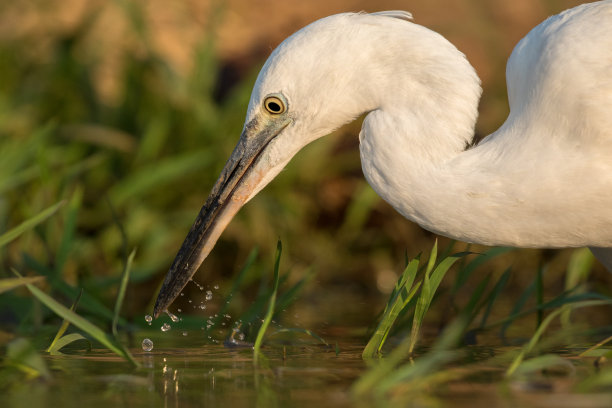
xmin=154 ymin=1 xmax=612 ymax=316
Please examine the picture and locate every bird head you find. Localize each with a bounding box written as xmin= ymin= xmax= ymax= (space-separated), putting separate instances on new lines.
xmin=152 ymin=13 xmax=394 ymax=317
xmin=152 ymin=10 xmax=480 ymax=317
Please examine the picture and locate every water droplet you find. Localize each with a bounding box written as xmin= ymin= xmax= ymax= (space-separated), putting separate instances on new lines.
xmin=142 ymin=338 xmax=154 ymax=352
xmin=161 ymin=323 xmax=171 ymax=332
xmin=182 ymin=332 xmax=188 ymax=337
xmin=145 ymin=314 xmax=153 ymax=324
xmin=177 ymin=308 xmax=182 ymax=313
xmin=205 ymin=290 xmax=213 ymax=301
xmin=213 ymin=284 xmax=219 ymax=290
xmin=166 ymin=311 xmax=180 ymax=322
xmin=199 ymin=304 xmax=206 ymax=310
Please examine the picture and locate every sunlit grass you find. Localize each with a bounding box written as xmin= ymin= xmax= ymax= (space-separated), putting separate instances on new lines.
xmin=253 ymin=241 xmax=282 ymax=363
xmin=20 ymin=272 xmax=137 ymax=365
xmin=353 ymin=245 xmax=612 ymax=401
xmin=363 ymin=240 xmax=468 ymax=358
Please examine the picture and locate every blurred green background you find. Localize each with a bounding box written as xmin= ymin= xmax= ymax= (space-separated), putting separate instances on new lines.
xmin=1 ymin=0 xmax=609 ymax=338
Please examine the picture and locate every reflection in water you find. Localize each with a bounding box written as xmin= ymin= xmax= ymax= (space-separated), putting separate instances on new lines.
xmin=142 ymin=341 xmax=365 ymax=408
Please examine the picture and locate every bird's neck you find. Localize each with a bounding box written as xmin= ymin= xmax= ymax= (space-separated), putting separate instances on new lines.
xmin=358 ymin=93 xmax=603 ymax=248
xmin=359 ymin=101 xmax=486 ymax=242
xmin=353 ymin=26 xmax=515 ymax=245
xmin=350 ymin=10 xmax=612 ymax=249
xmin=356 ymin=47 xmax=542 ymax=246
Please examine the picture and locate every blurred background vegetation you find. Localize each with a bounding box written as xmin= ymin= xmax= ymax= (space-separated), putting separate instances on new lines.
xmin=1 ymin=0 xmax=610 ymax=344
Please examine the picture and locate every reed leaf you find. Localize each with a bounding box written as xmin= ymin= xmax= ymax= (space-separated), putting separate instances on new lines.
xmin=0 ymin=200 xmax=65 ymax=247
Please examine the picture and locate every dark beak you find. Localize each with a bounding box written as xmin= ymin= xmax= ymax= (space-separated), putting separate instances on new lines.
xmin=153 ymin=116 xmax=290 ymax=317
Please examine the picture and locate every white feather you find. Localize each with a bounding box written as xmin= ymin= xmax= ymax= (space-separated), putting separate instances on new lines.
xmin=241 ymin=1 xmax=612 ymax=266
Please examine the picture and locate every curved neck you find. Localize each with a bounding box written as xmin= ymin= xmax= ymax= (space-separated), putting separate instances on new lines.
xmin=360 ymin=101 xmax=611 ymax=248
xmin=355 ymin=22 xmax=611 ymax=248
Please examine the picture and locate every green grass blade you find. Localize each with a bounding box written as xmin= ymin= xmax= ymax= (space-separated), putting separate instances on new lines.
xmin=253 ymin=240 xmax=282 ymax=363
xmin=577 ymin=367 xmax=612 ymax=392
xmin=24 ymin=254 xmax=121 ymax=323
xmin=47 ymin=289 xmax=83 ymax=353
xmin=18 ymin=272 xmax=138 ymax=366
xmin=409 ymin=249 xmax=466 ymax=354
xmin=425 ymin=239 xmax=438 ymax=275
xmin=0 ymin=200 xmax=65 ymax=247
xmin=54 ymin=188 xmax=82 ymax=278
xmin=565 ymin=247 xmax=594 ymax=290
xmin=47 ymin=333 xmax=91 ymax=355
xmin=579 ymin=334 xmax=612 ymax=357
xmin=363 ymin=258 xmax=421 ymax=358
xmin=0 ymin=277 xmax=44 ymax=294
xmin=500 ymin=272 xmax=537 ymax=338
xmin=481 ymin=290 xmax=610 ymax=332
xmin=510 ymin=354 xmax=574 ymax=377
xmin=451 ymin=247 xmax=512 ymax=294
xmin=562 ymin=248 xmax=594 ymax=327
xmin=339 ymin=183 xmax=380 ymax=235
xmin=5 ymin=338 xmax=51 ymax=380
xmin=462 ymin=273 xmax=492 ymax=321
xmin=354 ymin=317 xmax=467 ymax=397
xmin=536 ymin=265 xmax=544 ymax=328
xmin=376 ymin=283 xmax=421 ymax=353
xmin=113 ymin=248 xmax=136 ymax=337
xmin=427 ymin=252 xmax=468 ymax=294
xmin=108 ymin=150 xmax=213 ymax=205
xmin=506 ymin=299 xmax=612 ymax=376
xmin=274 ymin=267 xmax=316 ymax=315
xmin=478 ymin=267 xmax=512 ymax=328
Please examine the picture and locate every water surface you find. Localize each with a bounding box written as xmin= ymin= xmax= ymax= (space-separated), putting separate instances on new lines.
xmin=6 ymin=332 xmax=612 ymax=408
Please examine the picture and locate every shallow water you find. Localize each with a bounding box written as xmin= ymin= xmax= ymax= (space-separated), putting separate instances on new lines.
xmin=6 ymin=331 xmax=612 ymax=408
xmin=7 ymin=339 xmax=365 ymax=408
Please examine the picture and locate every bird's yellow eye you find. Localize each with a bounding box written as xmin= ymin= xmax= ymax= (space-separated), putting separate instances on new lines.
xmin=263 ymin=95 xmax=286 ymax=114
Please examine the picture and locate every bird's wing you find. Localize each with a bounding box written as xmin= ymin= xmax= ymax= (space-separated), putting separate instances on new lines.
xmin=504 ymin=1 xmax=612 ymax=146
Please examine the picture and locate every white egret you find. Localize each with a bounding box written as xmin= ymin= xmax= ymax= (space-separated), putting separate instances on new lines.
xmin=154 ymin=1 xmax=612 ymax=317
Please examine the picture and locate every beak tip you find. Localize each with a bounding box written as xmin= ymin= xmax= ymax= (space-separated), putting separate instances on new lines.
xmin=152 ymin=267 xmax=192 ymax=319
xmin=152 ymin=296 xmax=166 ymax=319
